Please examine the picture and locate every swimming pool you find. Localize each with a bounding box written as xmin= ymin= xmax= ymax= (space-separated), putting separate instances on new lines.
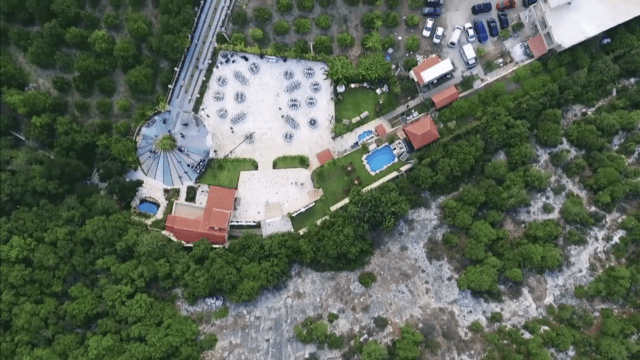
xmin=364 ymin=145 xmax=396 ymax=174
xmin=358 ymin=130 xmax=374 ymax=142
xmin=138 ymin=200 xmax=159 ymax=215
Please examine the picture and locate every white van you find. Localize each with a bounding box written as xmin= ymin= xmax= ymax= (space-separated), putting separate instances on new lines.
xmin=448 ymin=26 xmax=463 ymax=48
xmin=460 ymin=43 xmax=477 ymax=69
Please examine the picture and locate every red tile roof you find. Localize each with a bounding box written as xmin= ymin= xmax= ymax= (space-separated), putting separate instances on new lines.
xmin=431 ymin=85 xmax=459 ymax=109
xmin=528 ymin=34 xmax=548 ymax=58
xmin=410 ymin=56 xmax=441 ymax=86
xmin=316 ymin=149 xmax=333 ymax=166
xmin=375 ymin=124 xmax=387 ymax=137
xmin=165 ymin=186 xmax=236 ymax=245
xmin=404 ymin=115 xmax=440 ymax=150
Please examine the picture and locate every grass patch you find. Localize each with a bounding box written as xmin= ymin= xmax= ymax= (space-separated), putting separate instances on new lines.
xmin=149 ymin=189 xmax=179 ymax=230
xmin=291 ymin=196 xmax=331 ymax=230
xmin=273 ymin=155 xmax=310 ymax=169
xmin=213 ymin=306 xmax=229 ymax=320
xmin=334 ymin=88 xmax=396 ymax=136
xmin=196 ymin=158 xmax=258 ymax=189
xmin=156 ymin=134 xmax=176 ymax=151
xmin=185 ymin=186 xmax=197 ymax=203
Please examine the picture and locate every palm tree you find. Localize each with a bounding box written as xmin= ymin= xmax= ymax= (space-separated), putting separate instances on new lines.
xmin=363 ymin=32 xmax=382 ymax=51
xmin=325 ymin=56 xmax=355 ymax=85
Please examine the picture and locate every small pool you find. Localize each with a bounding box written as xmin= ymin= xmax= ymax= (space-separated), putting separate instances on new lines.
xmin=138 ymin=200 xmax=159 ymax=215
xmin=358 ymin=130 xmax=374 ymax=142
xmin=364 ymin=145 xmax=396 ymax=174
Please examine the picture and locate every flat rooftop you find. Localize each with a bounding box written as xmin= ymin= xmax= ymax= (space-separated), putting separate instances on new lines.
xmin=538 ymin=0 xmax=640 ymax=50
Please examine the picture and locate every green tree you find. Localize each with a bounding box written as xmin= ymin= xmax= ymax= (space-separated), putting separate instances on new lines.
xmin=96 ymin=99 xmax=112 ymax=115
xmin=315 ymin=14 xmax=331 ymax=30
xmin=125 ymin=12 xmax=150 ymax=40
xmin=103 ymin=12 xmax=120 ymax=29
xmin=296 ymin=0 xmax=315 ymax=11
xmin=273 ymin=20 xmax=290 ymax=35
xmin=293 ymin=17 xmax=311 ymax=34
xmin=126 ymin=64 xmax=154 ymax=95
xmin=313 ymin=35 xmax=332 ymax=55
xmin=337 ymin=32 xmax=354 ymax=47
xmin=0 ymin=54 xmax=29 ymax=92
xmin=404 ymin=15 xmax=419 ymax=27
xmin=113 ymin=36 xmax=140 ymax=70
xmin=362 ymin=340 xmax=389 ymax=360
xmin=252 ymin=7 xmax=272 ymax=25
xmin=586 ymin=266 xmax=632 ymax=300
xmin=361 ymin=11 xmax=382 ymax=30
xmin=404 ymin=35 xmax=419 ymax=52
xmin=249 ymin=28 xmax=263 ymax=42
xmin=402 ymin=57 xmax=418 ymax=70
xmin=325 ymin=55 xmax=355 ymax=85
xmin=277 ymin=0 xmax=293 ymax=13
xmin=392 ymin=325 xmax=424 ymax=360
xmin=230 ymin=33 xmax=246 ymax=46
xmin=115 ymin=98 xmax=131 ymax=112
xmin=408 ymin=0 xmax=422 ymax=8
xmin=382 ymin=12 xmax=399 ymax=28
xmin=362 ymin=32 xmax=383 ymax=51
xmin=88 ymin=30 xmax=114 ymax=55
xmin=231 ymin=9 xmax=248 ymax=27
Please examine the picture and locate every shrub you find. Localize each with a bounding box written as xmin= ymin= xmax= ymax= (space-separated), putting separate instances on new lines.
xmin=213 ymin=306 xmax=229 ymax=320
xmin=362 ymin=32 xmax=382 ymax=51
xmin=293 ymin=18 xmax=311 ymax=34
xmin=249 ymin=28 xmax=264 ymax=42
xmin=276 ymin=0 xmax=293 ymax=13
xmin=469 ymin=321 xmax=484 ymax=333
xmin=358 ymin=272 xmax=377 ymax=288
xmin=442 ymin=232 xmax=459 ymax=247
xmin=513 ymin=21 xmax=525 ymax=31
xmin=565 ymin=229 xmax=587 ymax=245
xmin=52 ymin=76 xmax=71 ymax=93
xmin=408 ymin=0 xmax=422 ymax=9
xmin=499 ymin=29 xmax=511 ymax=40
xmin=565 ymin=156 xmax=586 ymax=177
xmin=103 ymin=12 xmax=120 ymax=29
xmin=292 ymin=39 xmax=311 ymax=54
xmin=313 ymin=35 xmax=332 ymax=55
xmin=361 ymin=11 xmax=382 ymax=30
xmin=382 ymin=12 xmax=399 ymax=28
xmin=382 ymin=35 xmax=395 ymax=49
xmin=252 ymin=7 xmax=272 ymax=25
xmin=327 ymin=333 xmax=342 ymax=349
xmin=231 ymin=9 xmax=248 ymax=27
xmin=561 ymin=193 xmax=593 ymax=226
xmin=374 ymin=316 xmax=389 ymax=328
xmin=328 ymin=312 xmax=339 ymax=323
xmin=403 ymin=57 xmax=418 ymax=70
xmin=270 ymin=42 xmax=289 ymax=55
xmin=489 ymin=312 xmax=503 ymax=323
xmin=337 ymin=32 xmax=355 ymax=47
xmin=115 ymin=98 xmax=131 ymax=112
xmin=273 ymin=20 xmax=290 ymax=35
xmin=476 ymin=46 xmax=486 ymax=57
xmin=96 ymin=77 xmax=116 ymax=97
xmin=296 ymin=0 xmax=315 ymax=12
xmin=319 ymin=0 xmax=333 ymax=7
xmin=231 ymin=33 xmax=246 ymax=46
xmin=315 ymin=14 xmax=331 ymax=30
xmin=386 ymin=0 xmax=399 ymax=9
xmin=96 ymin=99 xmax=112 ymax=115
xmin=404 ymin=14 xmax=419 ymax=27
xmin=404 ymin=35 xmax=419 ymax=52
xmin=74 ymin=99 xmax=90 ymax=113
xmin=542 ymin=203 xmax=555 ymax=214
xmin=505 ymin=268 xmax=523 ymax=282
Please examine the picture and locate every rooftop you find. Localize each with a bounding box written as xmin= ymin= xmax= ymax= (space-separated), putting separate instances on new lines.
xmin=316 ymin=149 xmax=333 ymax=166
xmin=375 ymin=124 xmax=387 ymax=137
xmin=410 ymin=56 xmax=441 ymax=86
xmin=431 ymin=85 xmax=459 ymax=109
xmin=403 ymin=115 xmax=440 ymax=150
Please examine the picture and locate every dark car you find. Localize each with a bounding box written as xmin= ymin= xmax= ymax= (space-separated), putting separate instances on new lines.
xmin=425 ymin=0 xmax=444 ymax=7
xmin=522 ymin=0 xmax=537 ymax=7
xmin=473 ymin=19 xmax=489 ymax=43
xmin=487 ymin=18 xmax=499 ymax=37
xmin=422 ymin=7 xmax=442 ymax=16
xmin=498 ymin=12 xmax=509 ymax=29
xmin=471 ymin=2 xmax=492 ymax=14
xmin=496 ymin=0 xmax=515 ymax=11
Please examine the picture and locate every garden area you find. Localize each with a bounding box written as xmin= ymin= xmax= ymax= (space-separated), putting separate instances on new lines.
xmin=333 ymin=88 xmax=397 ymax=136
xmin=196 ymin=158 xmax=258 ymax=188
xmin=273 ymin=155 xmax=310 ymax=169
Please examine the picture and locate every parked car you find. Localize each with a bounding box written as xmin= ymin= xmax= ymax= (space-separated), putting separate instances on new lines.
xmin=471 ymin=2 xmax=492 ymax=14
xmin=522 ymin=0 xmax=537 ymax=7
xmin=422 ymin=7 xmax=442 ymax=16
xmin=496 ymin=0 xmax=515 ymax=11
xmin=448 ymin=26 xmax=463 ymax=47
xmin=433 ymin=27 xmax=444 ymax=44
xmin=498 ymin=12 xmax=509 ymax=29
xmin=474 ymin=19 xmax=489 ymax=43
xmin=464 ymin=23 xmax=476 ymax=43
xmin=487 ymin=18 xmax=499 ymax=37
xmin=422 ymin=18 xmax=435 ymax=37
xmin=425 ymin=0 xmax=444 ymax=7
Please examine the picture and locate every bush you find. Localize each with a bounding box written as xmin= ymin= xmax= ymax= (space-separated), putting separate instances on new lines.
xmin=561 ymin=193 xmax=593 ymax=226
xmin=442 ymin=232 xmax=459 ymax=247
xmin=252 ymin=7 xmax=272 ymax=25
xmin=296 ymin=0 xmax=315 ymax=12
xmin=337 ymin=32 xmax=355 ymax=47
xmin=52 ymin=76 xmax=72 ymax=93
xmin=404 ymin=35 xmax=419 ymax=52
xmin=404 ymin=15 xmax=419 ymax=27
xmin=382 ymin=35 xmax=395 ymax=49
xmin=292 ymin=39 xmax=311 ymax=54
xmin=362 ymin=32 xmax=382 ymax=51
xmin=230 ymin=33 xmax=246 ymax=46
xmin=358 ymin=272 xmax=377 ymax=288
xmin=115 ymin=98 xmax=131 ymax=112
xmin=231 ymin=9 xmax=248 ymax=27
xmin=328 ymin=312 xmax=339 ymax=323
xmin=386 ymin=0 xmax=399 ymax=9
xmin=565 ymin=229 xmax=587 ymax=245
xmin=542 ymin=203 xmax=555 ymax=214
xmin=315 ymin=14 xmax=331 ymax=30
xmin=327 ymin=333 xmax=342 ymax=349
xmin=74 ymin=99 xmax=90 ymax=113
xmin=476 ymin=46 xmax=486 ymax=57
xmin=565 ymin=156 xmax=586 ymax=177
xmin=249 ymin=28 xmax=264 ymax=42
xmin=273 ymin=20 xmax=290 ymax=35
xmin=96 ymin=77 xmax=116 ymax=97
xmin=382 ymin=12 xmax=399 ymax=28
xmin=469 ymin=321 xmax=484 ymax=333
xmin=374 ymin=316 xmax=389 ymax=328
xmin=499 ymin=29 xmax=511 ymax=40
xmin=504 ymin=268 xmax=523 ymax=282
xmin=213 ymin=306 xmax=229 ymax=320
xmin=361 ymin=11 xmax=382 ymax=30
xmin=313 ymin=35 xmax=332 ymax=55
xmin=319 ymin=0 xmax=333 ymax=7
xmin=293 ymin=18 xmax=311 ymax=34
xmin=96 ymin=99 xmax=112 ymax=115
xmin=512 ymin=21 xmax=525 ymax=31
xmin=489 ymin=312 xmax=503 ymax=323
xmin=270 ymin=42 xmax=289 ymax=55
xmin=403 ymin=57 xmax=418 ymax=70
xmin=408 ymin=0 xmax=422 ymax=9
xmin=276 ymin=0 xmax=293 ymax=13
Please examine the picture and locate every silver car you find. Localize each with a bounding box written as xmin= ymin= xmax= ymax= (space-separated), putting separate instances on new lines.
xmin=464 ymin=22 xmax=476 ymax=42
xmin=422 ymin=18 xmax=435 ymax=38
xmin=432 ymin=27 xmax=444 ymax=44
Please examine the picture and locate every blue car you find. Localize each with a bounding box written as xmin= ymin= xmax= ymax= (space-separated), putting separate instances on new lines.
xmin=487 ymin=18 xmax=499 ymax=37
xmin=422 ymin=7 xmax=442 ymax=16
xmin=474 ymin=19 xmax=489 ymax=43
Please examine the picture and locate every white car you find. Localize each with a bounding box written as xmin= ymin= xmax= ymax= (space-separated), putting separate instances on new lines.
xmin=464 ymin=22 xmax=476 ymax=42
xmin=432 ymin=27 xmax=444 ymax=44
xmin=422 ymin=18 xmax=435 ymax=38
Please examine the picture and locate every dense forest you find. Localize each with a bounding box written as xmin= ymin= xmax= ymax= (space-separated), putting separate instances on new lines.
xmin=1 ymin=0 xmax=640 ymax=357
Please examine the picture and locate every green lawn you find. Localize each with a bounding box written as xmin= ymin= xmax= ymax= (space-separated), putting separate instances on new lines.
xmin=333 ymin=88 xmax=397 ymax=136
xmin=291 ymin=147 xmax=405 ymax=230
xmin=196 ymin=158 xmax=258 ymax=189
xmin=273 ymin=155 xmax=310 ymax=169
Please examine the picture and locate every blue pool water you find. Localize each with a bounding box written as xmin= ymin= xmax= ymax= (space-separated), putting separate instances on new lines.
xmin=365 ymin=145 xmax=396 ymax=173
xmin=138 ymin=200 xmax=159 ymax=215
xmin=358 ymin=130 xmax=374 ymax=142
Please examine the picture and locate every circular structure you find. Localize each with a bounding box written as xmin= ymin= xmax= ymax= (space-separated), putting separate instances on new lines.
xmin=156 ymin=134 xmax=177 ymax=151
xmin=249 ymin=62 xmax=260 ymax=74
xmin=283 ymin=69 xmax=294 ymax=80
xmin=308 ymin=117 xmax=319 ymax=129
xmin=234 ymin=91 xmax=246 ymax=103
xmin=216 ymin=75 xmax=227 ymax=87
xmin=285 ymin=80 xmax=302 ymax=93
xmin=216 ymin=108 xmax=228 ymax=119
xmin=310 ymin=81 xmax=321 ymax=93
xmin=306 ymin=96 xmax=317 ymax=107
xmin=303 ymin=66 xmax=315 ymax=78
xmin=283 ymin=132 xmax=294 ymax=143
xmin=244 ymin=132 xmax=255 ymax=144
xmin=213 ymin=91 xmax=224 ymax=101
xmin=233 ymin=70 xmax=249 ymax=85
xmin=288 ymin=98 xmax=300 ymax=110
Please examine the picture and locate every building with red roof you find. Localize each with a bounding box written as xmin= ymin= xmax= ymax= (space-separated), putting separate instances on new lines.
xmin=375 ymin=124 xmax=387 ymax=137
xmin=403 ymin=115 xmax=440 ymax=150
xmin=431 ymin=85 xmax=459 ymax=109
xmin=409 ymin=56 xmax=454 ymax=91
xmin=527 ymin=34 xmax=548 ymax=58
xmin=316 ymin=149 xmax=333 ymax=166
xmin=165 ymin=186 xmax=236 ymax=245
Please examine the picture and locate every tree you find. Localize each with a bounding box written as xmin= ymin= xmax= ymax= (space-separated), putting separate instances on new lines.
xmin=96 ymin=77 xmax=116 ymax=97
xmin=230 ymin=33 xmax=246 ymax=46
xmin=115 ymin=99 xmax=131 ymax=113
xmin=96 ymin=99 xmax=112 ymax=115
xmin=325 ymin=55 xmax=355 ymax=85
xmin=362 ymin=32 xmax=383 ymax=51
xmin=337 ymin=32 xmax=354 ymax=47
xmin=103 ymin=12 xmax=120 ymax=29
xmin=252 ymin=7 xmax=272 ymax=25
xmin=296 ymin=0 xmax=315 ymax=11
xmin=404 ymin=15 xmax=419 ymax=27
xmin=408 ymin=0 xmax=422 ymax=8
xmin=536 ymin=120 xmax=563 ymax=147
xmin=88 ymin=30 xmax=114 ymax=55
xmin=319 ymin=0 xmax=333 ymax=7
xmin=362 ymin=340 xmax=389 ymax=360
xmin=403 ymin=57 xmax=418 ymax=70
xmin=387 ymin=0 xmax=400 ymax=9
xmin=358 ymin=272 xmax=377 ymax=288
xmin=560 ymin=193 xmax=593 ymax=226
xmin=315 ymin=14 xmax=331 ymax=30
xmin=313 ymin=35 xmax=332 ymax=55
xmin=404 ymin=35 xmax=419 ymax=52
xmin=273 ymin=20 xmax=290 ymax=35
xmin=356 ymin=53 xmax=391 ymax=82
xmin=125 ymin=12 xmax=150 ymax=40
xmin=52 ymin=75 xmax=72 ymax=93
xmin=231 ymin=9 xmax=248 ymax=27
xmin=293 ymin=17 xmax=311 ymax=34
xmin=276 ymin=0 xmax=293 ymax=13
xmin=113 ymin=37 xmax=140 ymax=70
xmin=586 ymin=266 xmax=632 ymax=300
xmin=382 ymin=12 xmax=399 ymax=28
xmin=27 ymin=36 xmax=56 ymax=68
xmin=249 ymin=28 xmax=263 ymax=42
xmin=392 ymin=325 xmax=424 ymax=360
xmin=0 ymin=54 xmax=29 ymax=92
xmin=361 ymin=11 xmax=382 ymax=30
xmin=126 ymin=64 xmax=154 ymax=95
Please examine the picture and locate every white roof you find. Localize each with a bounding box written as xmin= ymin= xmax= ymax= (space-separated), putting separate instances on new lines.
xmin=418 ymin=58 xmax=454 ymax=84
xmin=540 ymin=0 xmax=640 ymax=50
